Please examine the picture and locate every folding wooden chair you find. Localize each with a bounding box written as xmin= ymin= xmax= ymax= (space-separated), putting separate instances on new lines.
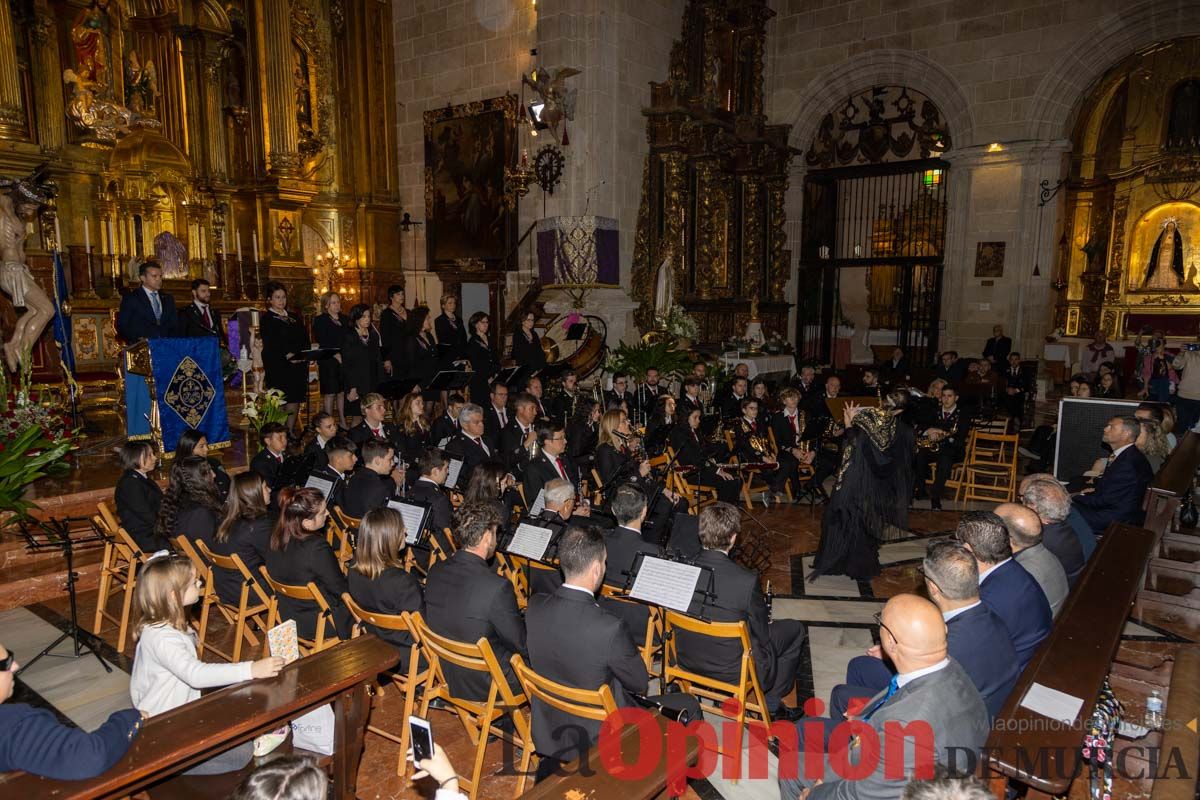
xmin=171 ymin=535 xmax=235 ymax=661
xmin=495 ymin=552 xmax=531 ymax=610
xmin=601 ymin=584 xmax=661 ymax=674
xmin=411 ymin=612 xmax=536 ymax=799
xmin=963 ymin=430 xmax=1020 ymax=503
xmin=325 ymin=512 xmax=356 ymax=572
xmin=342 ymin=595 xmax=429 ymax=778
xmin=511 ymin=653 xmax=618 ymax=760
xmin=259 ymin=567 xmax=341 ymax=655
xmin=662 ymin=611 xmax=774 ymax=764
xmin=91 ymin=514 xmax=149 ymax=653
xmin=665 ymin=447 xmax=718 ymax=514
xmin=724 ymin=429 xmax=776 ymax=510
xmin=195 ymin=540 xmax=272 ymax=662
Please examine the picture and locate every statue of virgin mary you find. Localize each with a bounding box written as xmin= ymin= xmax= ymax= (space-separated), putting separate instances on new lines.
xmin=1143 ymin=218 xmax=1185 ymax=290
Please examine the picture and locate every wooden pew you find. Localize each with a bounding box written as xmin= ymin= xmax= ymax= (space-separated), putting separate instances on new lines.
xmin=1141 ymin=430 xmax=1200 ymax=613
xmin=1150 ymin=646 xmax=1200 ymax=800
xmin=0 ymin=636 xmax=399 ymax=800
xmin=1143 ymin=430 xmax=1200 ymax=546
xmin=984 ymin=522 xmax=1158 ymax=799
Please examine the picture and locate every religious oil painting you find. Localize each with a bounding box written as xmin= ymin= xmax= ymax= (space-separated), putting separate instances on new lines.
xmin=974 ymin=241 xmax=1005 ymax=278
xmin=1128 ymin=202 xmax=1200 ymax=292
xmin=424 ymin=95 xmax=518 ymax=270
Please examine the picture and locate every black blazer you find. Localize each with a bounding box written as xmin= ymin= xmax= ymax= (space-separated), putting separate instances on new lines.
xmin=341 ymin=328 xmax=383 ymax=402
xmin=602 ymin=526 xmax=659 ymax=590
xmin=443 ymin=431 xmax=494 ymax=487
xmin=676 ymin=548 xmax=775 ymax=689
xmin=467 ymin=335 xmax=500 ymax=405
xmin=430 ymin=413 xmax=459 ymax=446
xmin=378 ymin=307 xmax=409 ymax=370
xmin=347 ymin=420 xmax=401 ymax=452
xmin=177 ymin=302 xmax=223 ymax=340
xmin=497 ymin=421 xmax=535 ymax=475
xmin=347 ymin=565 xmax=423 ymax=651
xmin=551 ymin=391 xmax=581 ymax=426
xmin=424 ymin=550 xmax=527 ymax=700
xmin=406 ymin=333 xmax=439 ymax=388
xmin=983 ymin=336 xmax=1012 ymax=363
xmin=407 ymin=478 xmax=455 ymax=554
xmin=303 ymin=437 xmax=330 ymax=470
xmin=341 ymin=469 xmax=397 ymax=518
xmin=523 ymin=452 xmax=580 ymax=504
xmin=567 ymin=420 xmax=597 ymax=464
xmin=1041 ymin=519 xmax=1086 ymax=587
xmin=525 ymin=586 xmax=649 ymax=758
xmin=678 ymin=394 xmax=704 ymax=418
xmin=260 ymin=311 xmax=309 ymax=403
xmin=510 ymin=329 xmax=547 ymax=372
xmin=483 ymin=404 xmax=509 ymax=448
xmin=307 ymin=463 xmax=348 ymax=509
xmin=114 ymin=469 xmax=165 ymax=552
xmin=1073 ymin=445 xmax=1155 ymax=535
xmin=603 ymin=390 xmax=635 ymax=412
xmin=250 ymin=448 xmax=285 ymax=489
xmin=263 ymin=535 xmax=352 ymax=640
xmin=946 ymin=602 xmax=1020 ymax=720
xmin=595 ymin=442 xmax=637 ymax=488
xmin=435 ymin=314 xmax=468 ymax=363
xmin=116 ymin=287 xmax=178 ymax=342
xmin=207 ymin=516 xmax=272 ymax=606
xmin=311 ymin=313 xmax=344 ymax=351
xmin=172 ymin=504 xmax=219 ymax=552
xmin=668 ymin=425 xmax=728 ymax=468
xmin=769 ymin=411 xmax=805 ymax=453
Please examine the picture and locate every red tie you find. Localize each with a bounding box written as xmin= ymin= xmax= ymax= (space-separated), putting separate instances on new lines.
xmin=373 ymin=427 xmax=382 ymax=439
xmin=789 ymin=414 xmax=798 ymax=434
xmin=556 ymin=457 xmax=567 ymax=480
xmin=202 ymin=306 xmax=211 ymax=328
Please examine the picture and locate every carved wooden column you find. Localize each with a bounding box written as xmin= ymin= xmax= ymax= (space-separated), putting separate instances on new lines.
xmin=256 ymin=0 xmax=302 ymax=177
xmin=202 ymin=40 xmax=229 ymax=181
xmin=0 ymin=0 xmax=28 ymax=139
xmin=29 ymin=7 xmax=64 ymax=150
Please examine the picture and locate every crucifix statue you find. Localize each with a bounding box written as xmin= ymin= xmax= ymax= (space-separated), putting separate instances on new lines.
xmin=0 ymin=180 xmax=55 ymax=373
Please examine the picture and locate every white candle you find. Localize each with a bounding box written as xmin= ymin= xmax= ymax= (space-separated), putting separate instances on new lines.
xmin=54 ymin=216 xmax=62 ymax=252
xmin=107 ymin=218 xmax=115 ymax=254
xmin=84 ymin=217 xmax=91 ymax=252
xmin=252 ymin=231 xmax=260 ymax=263
xmin=128 ymin=218 xmax=135 ymax=253
xmin=236 ymin=229 xmax=243 ymax=261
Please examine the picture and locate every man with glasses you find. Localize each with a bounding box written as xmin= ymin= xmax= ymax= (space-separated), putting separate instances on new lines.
xmin=0 ymin=642 xmax=146 ymax=778
xmin=779 ymin=594 xmax=988 ymax=800
xmin=522 ymin=422 xmax=580 ymax=503
xmin=829 ymin=541 xmax=1019 ymax=722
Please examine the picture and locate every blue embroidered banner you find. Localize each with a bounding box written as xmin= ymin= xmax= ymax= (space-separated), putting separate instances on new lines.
xmin=147 ymin=337 xmax=230 ymax=454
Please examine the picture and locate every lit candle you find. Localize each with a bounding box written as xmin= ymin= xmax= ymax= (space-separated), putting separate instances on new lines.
xmin=252 ymin=231 xmax=260 ymax=263
xmin=84 ymin=217 xmax=91 ymax=252
xmin=54 ymin=216 xmax=62 ymax=252
xmin=236 ymin=229 xmax=243 ymax=261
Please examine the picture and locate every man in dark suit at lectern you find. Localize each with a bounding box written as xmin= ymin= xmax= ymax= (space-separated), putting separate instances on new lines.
xmin=116 ymin=261 xmax=178 ymax=342
xmin=177 ymin=278 xmax=224 ymax=340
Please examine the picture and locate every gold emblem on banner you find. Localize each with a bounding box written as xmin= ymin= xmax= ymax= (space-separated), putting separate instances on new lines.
xmin=164 ymin=355 xmax=216 ymax=427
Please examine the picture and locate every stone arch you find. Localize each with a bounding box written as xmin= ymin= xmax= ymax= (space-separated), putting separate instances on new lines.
xmin=1028 ymin=0 xmax=1200 ymax=142
xmin=784 ymin=49 xmax=975 ymax=155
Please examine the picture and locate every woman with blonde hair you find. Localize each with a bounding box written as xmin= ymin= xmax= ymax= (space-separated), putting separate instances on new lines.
xmin=397 ymin=392 xmax=429 ymax=483
xmin=347 ymin=508 xmax=423 ymax=654
xmin=130 ymin=555 xmax=283 ymax=773
xmin=595 ymin=408 xmax=679 ymax=521
xmin=1137 ymin=418 xmax=1171 ymax=472
xmin=312 ymin=291 xmax=347 ymax=428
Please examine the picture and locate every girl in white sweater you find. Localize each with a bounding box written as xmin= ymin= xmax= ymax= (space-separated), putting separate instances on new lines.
xmin=129 ymin=554 xmax=284 ymax=774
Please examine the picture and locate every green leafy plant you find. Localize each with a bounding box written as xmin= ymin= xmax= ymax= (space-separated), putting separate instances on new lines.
xmin=0 ymin=425 xmax=75 ymax=528
xmin=244 ymin=388 xmax=290 ymax=431
xmin=604 ymin=340 xmax=694 ymax=382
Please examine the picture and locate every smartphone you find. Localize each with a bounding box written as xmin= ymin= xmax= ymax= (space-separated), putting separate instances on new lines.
xmin=409 ymin=715 xmax=434 ymax=763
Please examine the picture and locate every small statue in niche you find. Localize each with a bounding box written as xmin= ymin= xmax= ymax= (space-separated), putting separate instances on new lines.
xmin=71 ymin=0 xmax=110 ymax=90
xmin=125 ymin=51 xmax=160 ymax=116
xmin=0 ymin=182 xmax=54 ymax=374
xmin=1143 ymin=218 xmax=1186 ymax=290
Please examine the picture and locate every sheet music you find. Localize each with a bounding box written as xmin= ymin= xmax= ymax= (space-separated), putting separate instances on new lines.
xmin=447 ymin=458 xmax=464 ymax=488
xmin=438 ymin=436 xmax=451 ymax=448
xmin=629 ymin=556 xmax=702 ymax=612
xmin=304 ymin=475 xmax=334 ymax=500
xmin=506 ymin=522 xmax=555 ymax=562
xmin=529 ymin=488 xmax=546 ymax=516
xmin=387 ymin=500 xmax=428 ymax=545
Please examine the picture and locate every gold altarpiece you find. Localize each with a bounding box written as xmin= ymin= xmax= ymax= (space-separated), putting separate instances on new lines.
xmin=630 ymin=0 xmax=793 ymax=343
xmin=0 ymin=0 xmax=401 ymax=382
xmin=1057 ymin=38 xmax=1200 ymax=339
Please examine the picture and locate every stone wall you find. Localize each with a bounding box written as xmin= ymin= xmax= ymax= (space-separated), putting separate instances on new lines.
xmin=767 ymin=0 xmax=1200 ymax=360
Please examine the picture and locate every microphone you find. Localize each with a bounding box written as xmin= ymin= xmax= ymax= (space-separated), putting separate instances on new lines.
xmin=583 ymin=180 xmax=606 ymax=216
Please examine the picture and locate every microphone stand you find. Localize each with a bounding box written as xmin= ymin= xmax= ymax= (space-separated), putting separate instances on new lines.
xmin=643 ymin=443 xmax=684 ymax=548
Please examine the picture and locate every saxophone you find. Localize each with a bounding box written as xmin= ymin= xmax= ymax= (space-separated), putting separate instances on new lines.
xmin=917 ymin=408 xmax=958 ymax=453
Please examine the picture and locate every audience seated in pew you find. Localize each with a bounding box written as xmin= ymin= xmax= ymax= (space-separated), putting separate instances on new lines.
xmin=423 ymin=501 xmax=527 ymax=700
xmin=780 ymin=594 xmax=989 ymax=800
xmin=114 ymin=440 xmax=166 ymax=552
xmin=263 ymin=487 xmax=353 ymax=641
xmin=955 ymin=511 xmax=1051 ymax=670
xmin=341 ymin=439 xmax=403 ymax=519
xmin=209 ymin=471 xmax=273 ymax=605
xmin=1018 ymin=475 xmax=1086 ymax=586
xmin=1071 ymin=415 xmax=1154 ymax=537
xmin=677 ymin=502 xmax=807 ymax=722
xmin=0 ymin=640 xmax=144 ymax=779
xmin=155 ymin=455 xmax=222 ymax=552
xmin=346 ymin=507 xmax=423 ymax=655
xmin=995 ymin=503 xmax=1069 ymax=618
xmin=830 ymin=541 xmax=1019 ymax=721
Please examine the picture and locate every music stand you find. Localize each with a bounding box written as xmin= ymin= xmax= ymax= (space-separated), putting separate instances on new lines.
xmin=16 ymin=517 xmax=112 ymax=675
xmin=620 ymin=552 xmax=716 ymax=620
xmin=564 ymin=322 xmax=587 ymax=341
xmin=292 ymin=347 xmax=340 ymax=363
xmin=428 ymin=370 xmax=471 ymax=393
xmin=376 ymin=377 xmax=422 ymax=400
xmin=497 ymin=365 xmax=537 ymax=389
xmin=387 ymin=499 xmax=432 ymax=546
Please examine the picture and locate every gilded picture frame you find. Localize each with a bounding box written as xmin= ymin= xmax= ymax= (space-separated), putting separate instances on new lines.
xmin=424 ymin=94 xmax=518 ymax=271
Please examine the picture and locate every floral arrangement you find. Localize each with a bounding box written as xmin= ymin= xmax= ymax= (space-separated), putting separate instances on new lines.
xmin=604 ymin=340 xmax=694 ymax=382
xmin=0 ymin=349 xmax=79 ymax=527
xmin=243 ymin=388 xmax=290 ymax=431
xmin=656 ymin=305 xmax=699 ymax=340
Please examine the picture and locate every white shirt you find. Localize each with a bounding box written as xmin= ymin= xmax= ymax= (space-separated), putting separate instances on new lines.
xmin=896 ymin=657 xmax=950 ymax=689
xmin=1109 ymin=443 xmax=1134 ymax=461
xmin=316 ymin=434 xmax=328 ymax=450
xmin=493 ymin=406 xmax=508 ymax=426
xmin=942 ymin=600 xmax=981 ymax=622
xmin=978 ymin=557 xmax=1012 ymax=584
xmin=561 ymin=583 xmax=595 ymax=598
xmin=130 ymin=624 xmax=253 ymax=717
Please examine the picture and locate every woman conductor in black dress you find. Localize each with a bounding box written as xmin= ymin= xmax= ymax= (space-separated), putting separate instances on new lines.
xmin=341 ymin=303 xmax=383 ymax=428
xmin=312 ymin=292 xmax=347 ymax=429
xmin=466 ymin=311 xmax=500 ymax=406
xmin=259 ymin=281 xmax=309 ymax=438
xmin=510 ymin=311 xmax=547 ymax=374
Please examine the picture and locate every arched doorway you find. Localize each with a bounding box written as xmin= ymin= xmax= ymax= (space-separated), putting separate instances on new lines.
xmin=796 ymin=85 xmax=951 ymax=369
